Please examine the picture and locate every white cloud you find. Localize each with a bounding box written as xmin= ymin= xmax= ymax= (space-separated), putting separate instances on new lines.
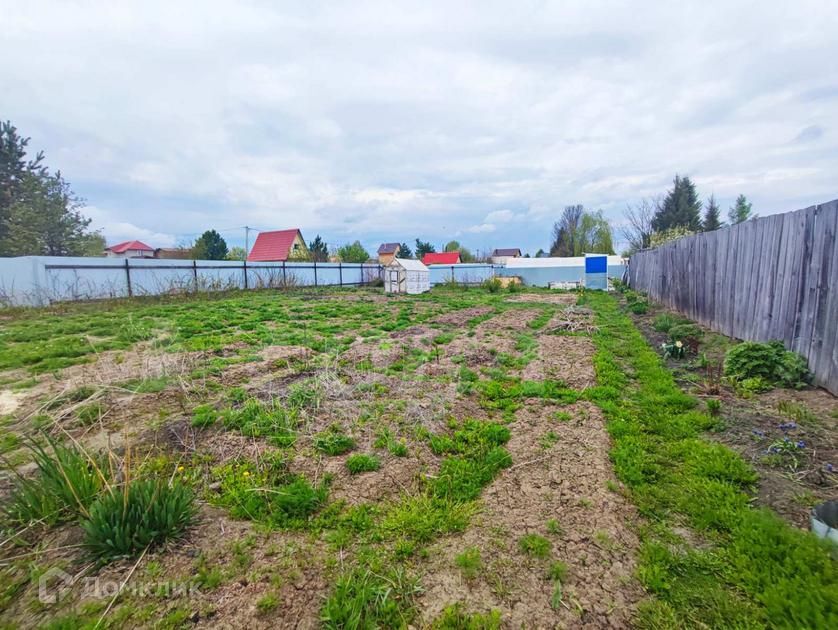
xmin=2 ymin=1 xmax=837 ymax=255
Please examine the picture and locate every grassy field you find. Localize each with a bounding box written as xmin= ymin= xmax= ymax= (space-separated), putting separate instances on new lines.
xmin=0 ymin=285 xmax=835 ymax=629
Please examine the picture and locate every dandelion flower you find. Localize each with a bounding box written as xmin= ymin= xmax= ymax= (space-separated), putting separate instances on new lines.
xmin=243 ymin=471 xmax=250 ymax=477
xmin=177 ymin=465 xmax=185 ymax=472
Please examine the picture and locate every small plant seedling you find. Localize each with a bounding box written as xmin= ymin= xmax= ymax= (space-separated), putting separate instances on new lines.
xmin=455 ymin=547 xmax=482 ymax=580
xmin=345 ymin=454 xmax=381 ymax=474
xmin=540 ymin=431 xmax=560 ymax=449
xmin=519 ymin=534 xmax=551 ymax=559
xmin=546 ymin=519 xmax=563 ymax=536
xmin=256 ymin=592 xmax=280 ymax=614
xmin=706 ymin=399 xmax=721 ymax=417
xmin=553 ymin=411 xmax=572 ymax=423
xmin=547 ymin=560 xmax=568 ymax=583
xmin=313 ymin=427 xmax=355 ymax=456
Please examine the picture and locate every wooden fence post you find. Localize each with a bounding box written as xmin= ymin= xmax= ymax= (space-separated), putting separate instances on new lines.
xmin=124 ymin=259 xmax=133 ymax=297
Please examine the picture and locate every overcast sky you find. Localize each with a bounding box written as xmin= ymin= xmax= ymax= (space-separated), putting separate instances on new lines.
xmin=3 ymin=1 xmax=837 ymax=255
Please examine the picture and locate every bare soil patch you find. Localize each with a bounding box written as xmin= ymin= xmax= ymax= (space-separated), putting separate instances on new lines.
xmin=417 ymin=401 xmax=643 ymax=627
xmin=506 ymin=294 xmax=577 ymax=305
xmin=522 ymin=335 xmax=597 ymax=390
xmin=433 ymin=306 xmax=494 ymax=326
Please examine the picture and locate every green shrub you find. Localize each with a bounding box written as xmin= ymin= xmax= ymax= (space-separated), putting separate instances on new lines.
xmin=628 ymin=300 xmax=649 ymax=314
xmin=668 ymin=323 xmax=703 ymax=341
xmin=482 ymin=277 xmax=502 ymax=293
xmin=346 ymin=454 xmax=381 ymax=474
xmin=82 ymin=478 xmax=196 ymax=560
xmin=724 ymin=341 xmax=810 ymax=389
xmin=5 ymin=437 xmax=108 ymax=524
xmin=706 ymin=399 xmax=721 ymax=416
xmin=313 ymin=427 xmax=355 ymax=455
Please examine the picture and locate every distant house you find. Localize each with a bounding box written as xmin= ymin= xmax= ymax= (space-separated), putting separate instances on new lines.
xmin=154 ymin=247 xmax=193 ymax=259
xmin=422 ymin=251 xmax=461 ymax=265
xmin=377 ymin=242 xmax=401 ymax=265
xmin=490 ymin=248 xmax=521 ymax=264
xmin=105 ymin=240 xmax=155 ymax=258
xmin=247 ymin=229 xmax=309 ymax=262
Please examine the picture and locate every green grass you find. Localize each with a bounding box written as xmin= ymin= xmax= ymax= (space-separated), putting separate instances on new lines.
xmin=518 ymin=533 xmax=552 ymax=558
xmin=313 ymin=426 xmax=356 ymax=455
xmin=431 ymin=603 xmax=502 ymax=629
xmin=345 ymin=453 xmax=381 ymax=474
xmin=455 ymin=547 xmax=482 ymax=580
xmin=587 ymin=292 xmax=837 ymax=628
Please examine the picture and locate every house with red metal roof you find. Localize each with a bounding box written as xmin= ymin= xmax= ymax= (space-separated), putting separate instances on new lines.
xmin=247 ymin=229 xmax=309 ymax=262
xmin=422 ymin=251 xmax=461 ymax=265
xmin=104 ymin=240 xmax=155 ymax=258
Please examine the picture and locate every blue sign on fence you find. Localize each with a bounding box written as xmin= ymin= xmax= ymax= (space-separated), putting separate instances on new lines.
xmin=584 ymin=255 xmax=607 ymax=273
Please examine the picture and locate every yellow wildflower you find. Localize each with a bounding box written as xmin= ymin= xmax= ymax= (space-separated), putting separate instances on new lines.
xmin=675 ymin=341 xmax=683 ymax=348
xmin=177 ymin=465 xmax=185 ymax=472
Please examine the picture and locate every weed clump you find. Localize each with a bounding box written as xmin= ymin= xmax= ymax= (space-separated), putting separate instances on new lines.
xmin=518 ymin=533 xmax=552 ymax=558
xmin=431 ymin=603 xmax=502 ymax=629
xmin=346 ymin=454 xmax=381 ymax=474
xmin=321 ymin=566 xmax=421 ymax=629
xmin=5 ymin=437 xmax=108 ymax=525
xmin=455 ymin=547 xmax=482 ymax=580
xmin=222 ymin=398 xmax=298 ymax=446
xmin=212 ymin=455 xmax=328 ymax=528
xmin=723 ymin=341 xmax=810 ymax=390
xmin=313 ymin=426 xmax=355 ymax=455
xmin=82 ymin=478 xmax=196 ymax=560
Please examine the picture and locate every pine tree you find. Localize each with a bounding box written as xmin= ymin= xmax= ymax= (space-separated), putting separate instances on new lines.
xmin=702 ymin=195 xmax=722 ymax=231
xmin=308 ymin=235 xmax=328 ymax=262
xmin=651 ymin=175 xmax=702 ymax=232
xmin=193 ymin=230 xmax=228 ymax=260
xmin=729 ymin=194 xmax=754 ymax=224
xmin=398 ymin=242 xmax=413 ymax=258
xmin=415 ymin=239 xmax=435 ymax=258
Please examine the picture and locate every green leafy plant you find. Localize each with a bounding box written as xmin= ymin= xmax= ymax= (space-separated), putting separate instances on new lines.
xmin=82 ymin=478 xmax=196 ymax=560
xmin=222 ymin=398 xmax=298 ymax=446
xmin=661 ymin=340 xmax=686 ymax=359
xmin=482 ymin=277 xmax=502 ymax=293
xmin=346 ymin=454 xmax=381 ymax=474
xmin=723 ymin=341 xmax=810 ymax=390
xmin=706 ymin=399 xmax=721 ymax=416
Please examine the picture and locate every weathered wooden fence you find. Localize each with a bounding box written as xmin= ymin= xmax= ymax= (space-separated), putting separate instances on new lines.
xmin=628 ymin=199 xmax=838 ymax=395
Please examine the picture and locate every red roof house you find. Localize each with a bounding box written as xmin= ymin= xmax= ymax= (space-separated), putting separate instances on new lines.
xmin=105 ymin=240 xmax=155 ymax=258
xmin=422 ymin=252 xmax=461 ymax=265
xmin=247 ymin=229 xmax=308 ymax=262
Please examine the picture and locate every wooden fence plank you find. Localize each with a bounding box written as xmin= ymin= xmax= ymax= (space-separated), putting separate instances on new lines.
xmin=629 ymin=201 xmax=838 ymax=394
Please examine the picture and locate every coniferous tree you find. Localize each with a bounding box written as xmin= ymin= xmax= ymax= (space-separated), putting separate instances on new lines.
xmin=651 ymin=175 xmax=702 ymax=233
xmin=702 ymin=195 xmax=722 ymax=231
xmin=729 ymin=194 xmax=754 ymax=224
xmin=414 ymin=239 xmax=435 ymax=258
xmin=308 ymin=235 xmax=329 ymax=262
xmin=193 ymin=230 xmax=228 ymax=260
xmin=398 ymin=242 xmax=413 ymax=258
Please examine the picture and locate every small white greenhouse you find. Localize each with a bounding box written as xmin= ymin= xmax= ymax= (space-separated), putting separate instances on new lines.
xmin=384 ymin=258 xmax=430 ymax=294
